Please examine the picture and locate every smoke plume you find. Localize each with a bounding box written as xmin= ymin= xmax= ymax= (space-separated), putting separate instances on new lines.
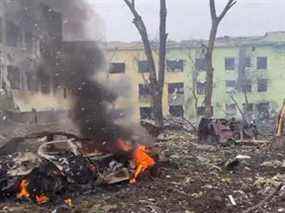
xmin=63 ymin=41 xmax=127 ymax=142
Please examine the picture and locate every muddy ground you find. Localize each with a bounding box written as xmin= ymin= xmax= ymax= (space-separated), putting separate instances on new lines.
xmin=1 ymin=123 xmax=285 ymax=213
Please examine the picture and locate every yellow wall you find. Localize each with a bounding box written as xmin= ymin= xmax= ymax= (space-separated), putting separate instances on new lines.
xmin=105 ymin=48 xmax=184 ymax=121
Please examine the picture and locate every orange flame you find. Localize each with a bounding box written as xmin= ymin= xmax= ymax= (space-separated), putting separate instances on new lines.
xmin=35 ymin=195 xmax=49 ymax=205
xmin=17 ymin=179 xmax=49 ymax=205
xmin=17 ymin=179 xmax=30 ymax=200
xmin=130 ymin=145 xmax=155 ymax=183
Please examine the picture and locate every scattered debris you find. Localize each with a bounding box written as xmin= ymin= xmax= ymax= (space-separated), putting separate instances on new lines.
xmin=228 ymin=195 xmax=237 ymax=206
xmin=243 ymin=183 xmax=283 ymax=213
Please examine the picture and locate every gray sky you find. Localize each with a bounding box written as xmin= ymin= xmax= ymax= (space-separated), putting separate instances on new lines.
xmin=89 ymin=0 xmax=285 ymax=42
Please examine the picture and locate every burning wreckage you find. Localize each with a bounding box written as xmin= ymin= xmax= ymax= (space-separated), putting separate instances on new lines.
xmin=0 ymin=42 xmax=159 ymax=205
xmin=0 ymin=132 xmax=158 ymax=205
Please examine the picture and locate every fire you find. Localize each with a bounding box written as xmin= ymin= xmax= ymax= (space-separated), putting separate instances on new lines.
xmin=35 ymin=194 xmax=49 ymax=205
xmin=130 ymin=145 xmax=155 ymax=183
xmin=17 ymin=179 xmax=30 ymax=200
xmin=17 ymin=179 xmax=49 ymax=205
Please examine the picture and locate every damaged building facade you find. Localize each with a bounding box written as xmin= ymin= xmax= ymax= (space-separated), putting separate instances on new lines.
xmin=0 ymin=0 xmax=69 ymax=118
xmin=105 ymin=42 xmax=185 ymax=121
xmin=2 ymin=0 xmax=285 ymax=123
xmin=106 ymin=32 xmax=285 ymax=121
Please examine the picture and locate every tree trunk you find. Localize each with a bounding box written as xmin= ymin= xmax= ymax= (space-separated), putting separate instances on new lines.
xmin=123 ymin=0 xmax=167 ymax=128
xmin=204 ymin=0 xmax=236 ymax=118
xmin=156 ymin=0 xmax=167 ymax=127
xmin=205 ymin=21 xmax=218 ymax=118
xmin=153 ymin=87 xmax=163 ymax=127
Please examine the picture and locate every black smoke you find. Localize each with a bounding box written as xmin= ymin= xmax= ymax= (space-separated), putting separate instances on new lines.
xmin=11 ymin=0 xmax=152 ymax=149
xmin=62 ymin=41 xmax=128 ymax=143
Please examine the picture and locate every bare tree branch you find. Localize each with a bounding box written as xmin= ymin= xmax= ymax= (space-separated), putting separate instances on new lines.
xmin=123 ymin=0 xmax=157 ymax=84
xmin=209 ymin=0 xmax=217 ymax=21
xmin=218 ymin=0 xmax=237 ymax=22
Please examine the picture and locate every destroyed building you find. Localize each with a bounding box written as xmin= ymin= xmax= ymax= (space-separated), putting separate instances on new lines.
xmin=106 ymin=32 xmax=285 ymax=121
xmin=0 ymin=0 xmax=69 ymax=123
xmin=3 ymin=0 xmax=285 ymax=125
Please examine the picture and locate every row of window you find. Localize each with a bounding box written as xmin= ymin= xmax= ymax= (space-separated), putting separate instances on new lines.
xmin=109 ymin=60 xmax=184 ymax=74
xmin=140 ymin=105 xmax=184 ymax=119
xmin=225 ymin=102 xmax=270 ymax=115
xmin=197 ymin=102 xmax=270 ymax=116
xmin=0 ymin=17 xmax=33 ymax=48
xmin=196 ymin=79 xmax=268 ymax=95
xmin=109 ymin=56 xmax=268 ymax=74
xmin=224 ymin=57 xmax=267 ymax=70
xmin=196 ymin=56 xmax=267 ymax=71
xmin=3 ymin=65 xmax=50 ymax=94
xmin=138 ymin=83 xmax=184 ymax=97
xmin=225 ymin=79 xmax=268 ymax=92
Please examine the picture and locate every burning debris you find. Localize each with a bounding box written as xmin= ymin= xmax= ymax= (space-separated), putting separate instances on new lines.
xmin=0 ymin=133 xmax=157 ymax=205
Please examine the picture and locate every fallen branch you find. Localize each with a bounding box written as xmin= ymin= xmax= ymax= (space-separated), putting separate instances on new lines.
xmin=243 ymin=183 xmax=283 ymax=213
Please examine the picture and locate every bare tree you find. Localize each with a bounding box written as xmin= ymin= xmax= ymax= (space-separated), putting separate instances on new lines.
xmin=123 ymin=0 xmax=167 ymax=127
xmin=204 ymin=0 xmax=237 ymax=117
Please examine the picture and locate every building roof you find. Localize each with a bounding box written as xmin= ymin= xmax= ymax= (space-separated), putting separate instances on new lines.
xmin=106 ymin=31 xmax=285 ymax=51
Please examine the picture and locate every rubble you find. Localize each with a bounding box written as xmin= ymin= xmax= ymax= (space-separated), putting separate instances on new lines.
xmin=0 ymin=128 xmax=158 ymax=207
xmin=0 ymin=123 xmax=285 ymax=212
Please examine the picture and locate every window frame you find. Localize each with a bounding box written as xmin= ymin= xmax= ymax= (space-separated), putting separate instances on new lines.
xmin=166 ymin=59 xmax=184 ymax=72
xmin=225 ymin=57 xmax=235 ymax=71
xmin=257 ymin=79 xmax=268 ymax=92
xmin=138 ymin=60 xmax=151 ymax=73
xmin=109 ymin=62 xmax=126 ymax=74
xmin=257 ymin=57 xmax=268 ymax=70
xmin=168 ymin=82 xmax=184 ymax=94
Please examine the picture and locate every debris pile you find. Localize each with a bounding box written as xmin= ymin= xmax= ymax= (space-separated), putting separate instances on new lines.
xmin=0 ymin=132 xmax=158 ymax=206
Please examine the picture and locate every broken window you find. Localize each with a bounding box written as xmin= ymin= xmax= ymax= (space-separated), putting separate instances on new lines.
xmin=169 ymin=105 xmax=184 ymax=117
xmin=138 ymin=84 xmax=151 ymax=97
xmin=245 ymin=57 xmax=251 ymax=67
xmin=40 ymin=77 xmax=51 ymax=94
xmin=63 ymin=88 xmax=68 ymax=98
xmin=257 ymin=79 xmax=268 ymax=92
xmin=138 ymin=60 xmax=151 ymax=73
xmin=140 ymin=107 xmax=153 ymax=120
xmin=25 ymin=32 xmax=33 ymax=50
xmin=243 ymin=103 xmax=254 ymax=112
xmin=225 ymin=57 xmax=235 ymax=70
xmin=256 ymin=102 xmax=270 ymax=119
xmin=168 ymin=83 xmax=184 ymax=94
xmin=197 ymin=106 xmax=206 ymax=116
xmin=37 ymin=71 xmax=51 ymax=94
xmin=109 ymin=63 xmax=125 ymax=74
xmin=242 ymin=81 xmax=252 ymax=93
xmin=167 ymin=60 xmax=184 ymax=72
xmin=196 ymin=82 xmax=206 ymax=95
xmin=225 ymin=80 xmax=236 ymax=88
xmin=6 ymin=21 xmax=20 ymax=47
xmin=257 ymin=102 xmax=269 ymax=111
xmin=225 ymin=104 xmax=237 ymax=114
xmin=7 ymin=65 xmax=21 ymax=89
xmin=27 ymin=72 xmax=38 ymax=92
xmin=195 ymin=58 xmax=207 ymax=71
xmin=257 ymin=57 xmax=268 ymax=70
xmin=0 ymin=17 xmax=2 ymax=43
